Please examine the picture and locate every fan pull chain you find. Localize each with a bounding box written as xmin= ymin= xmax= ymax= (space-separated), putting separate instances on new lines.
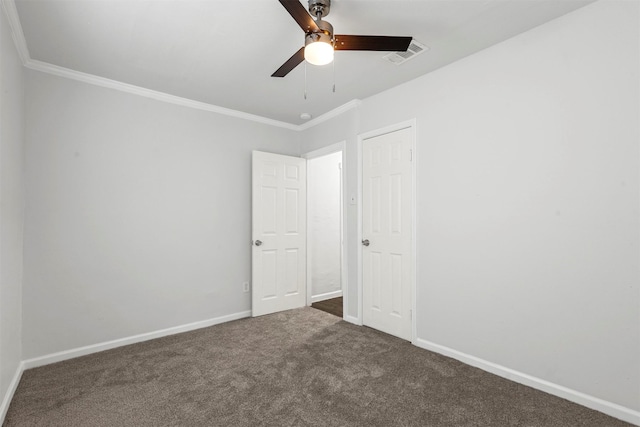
xmin=304 ymin=61 xmax=307 ymax=100
xmin=332 ymin=55 xmax=336 ymax=93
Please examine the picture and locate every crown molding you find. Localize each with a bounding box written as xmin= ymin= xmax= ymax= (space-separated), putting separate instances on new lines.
xmin=25 ymin=58 xmax=361 ymax=132
xmin=24 ymin=59 xmax=301 ymax=131
xmin=1 ymin=0 xmax=30 ymax=65
xmin=297 ymin=99 xmax=362 ymax=131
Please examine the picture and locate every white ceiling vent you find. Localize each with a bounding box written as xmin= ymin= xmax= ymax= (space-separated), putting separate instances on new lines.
xmin=383 ymin=40 xmax=428 ymax=65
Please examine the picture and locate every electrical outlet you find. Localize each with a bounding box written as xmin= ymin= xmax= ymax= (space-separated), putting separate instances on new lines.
xmin=243 ymin=282 xmax=250 ymax=293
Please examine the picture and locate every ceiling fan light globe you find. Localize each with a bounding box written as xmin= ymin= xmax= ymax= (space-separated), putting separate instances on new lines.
xmin=304 ymin=41 xmax=334 ymax=66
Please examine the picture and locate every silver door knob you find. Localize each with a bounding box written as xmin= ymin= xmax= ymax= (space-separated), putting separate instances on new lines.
xmin=254 ymin=240 xmax=263 ymax=246
xmin=362 ymin=239 xmax=370 ymax=246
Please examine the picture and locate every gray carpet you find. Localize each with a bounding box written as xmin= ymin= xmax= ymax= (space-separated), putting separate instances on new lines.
xmin=4 ymin=307 xmax=632 ymax=426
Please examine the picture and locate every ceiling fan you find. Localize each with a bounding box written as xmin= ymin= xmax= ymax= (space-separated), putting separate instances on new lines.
xmin=272 ymin=0 xmax=413 ymax=77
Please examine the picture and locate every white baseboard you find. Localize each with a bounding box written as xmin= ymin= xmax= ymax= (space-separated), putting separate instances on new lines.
xmin=344 ymin=314 xmax=361 ymax=326
xmin=310 ymin=290 xmax=343 ymax=303
xmin=414 ymin=338 xmax=640 ymax=426
xmin=0 ymin=362 xmax=25 ymax=425
xmin=22 ymin=310 xmax=252 ymax=370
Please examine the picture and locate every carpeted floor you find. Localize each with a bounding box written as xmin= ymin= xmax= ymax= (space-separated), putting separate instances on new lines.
xmin=4 ymin=307 xmax=632 ymax=426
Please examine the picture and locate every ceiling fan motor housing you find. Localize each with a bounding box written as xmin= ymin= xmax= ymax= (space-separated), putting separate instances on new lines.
xmin=309 ymin=0 xmax=330 ymax=18
xmin=305 ymin=19 xmax=334 ymax=46
xmin=305 ymin=31 xmax=332 ymax=49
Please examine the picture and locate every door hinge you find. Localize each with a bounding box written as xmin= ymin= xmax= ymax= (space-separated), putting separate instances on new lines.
xmin=409 ymin=149 xmax=413 ymax=161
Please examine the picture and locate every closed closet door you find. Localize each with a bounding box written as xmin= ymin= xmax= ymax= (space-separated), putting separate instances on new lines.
xmin=362 ymin=127 xmax=413 ymax=340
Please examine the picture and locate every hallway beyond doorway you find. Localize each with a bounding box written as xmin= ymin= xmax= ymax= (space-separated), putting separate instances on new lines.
xmin=311 ymin=297 xmax=343 ymax=318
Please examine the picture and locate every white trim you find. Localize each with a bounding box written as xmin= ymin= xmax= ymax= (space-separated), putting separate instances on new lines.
xmin=414 ymin=338 xmax=640 ymax=426
xmin=297 ymin=100 xmax=362 ymax=131
xmin=1 ymin=0 xmax=30 ymax=65
xmin=356 ymin=136 xmax=363 ymax=324
xmin=24 ymin=60 xmax=299 ymax=131
xmin=22 ymin=310 xmax=251 ymax=369
xmin=358 ymin=119 xmax=416 ymax=141
xmin=409 ymin=119 xmax=418 ymax=344
xmin=339 ymin=149 xmax=347 ymax=321
xmin=302 ymin=141 xmax=345 ymax=160
xmin=357 ymin=120 xmax=417 ymax=340
xmin=310 ymin=290 xmax=343 ymax=304
xmin=344 ymin=315 xmax=361 ymax=326
xmin=22 ymin=58 xmax=362 ymax=132
xmin=0 ymin=362 xmax=24 ymax=425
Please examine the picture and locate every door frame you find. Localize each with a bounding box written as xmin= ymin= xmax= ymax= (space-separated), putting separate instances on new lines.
xmin=302 ymin=141 xmax=347 ymax=319
xmin=357 ymin=120 xmax=417 ymax=343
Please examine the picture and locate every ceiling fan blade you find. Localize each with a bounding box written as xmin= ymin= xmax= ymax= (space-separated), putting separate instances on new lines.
xmin=272 ymin=47 xmax=305 ymax=77
xmin=334 ymin=35 xmax=412 ymax=51
xmin=279 ymin=0 xmax=319 ymax=33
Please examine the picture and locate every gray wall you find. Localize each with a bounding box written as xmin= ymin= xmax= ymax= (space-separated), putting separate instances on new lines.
xmin=22 ymin=70 xmax=300 ymax=358
xmin=4 ymin=0 xmax=638 ymax=419
xmin=0 ymin=6 xmax=25 ymax=415
xmin=301 ymin=0 xmax=639 ymax=413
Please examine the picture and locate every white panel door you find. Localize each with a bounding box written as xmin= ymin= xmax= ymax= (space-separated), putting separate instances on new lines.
xmin=252 ymin=151 xmax=306 ymax=317
xmin=362 ymin=127 xmax=413 ymax=340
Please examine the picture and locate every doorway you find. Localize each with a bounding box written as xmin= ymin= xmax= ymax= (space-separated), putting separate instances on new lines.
xmin=304 ymin=143 xmax=346 ymax=319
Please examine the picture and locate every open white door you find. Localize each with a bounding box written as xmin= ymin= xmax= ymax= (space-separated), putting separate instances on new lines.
xmin=362 ymin=127 xmax=413 ymax=340
xmin=252 ymin=151 xmax=307 ymax=317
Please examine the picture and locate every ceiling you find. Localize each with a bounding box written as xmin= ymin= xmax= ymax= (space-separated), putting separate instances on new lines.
xmin=13 ymin=0 xmax=595 ymax=126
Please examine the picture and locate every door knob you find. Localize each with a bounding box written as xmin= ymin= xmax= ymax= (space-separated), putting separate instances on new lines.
xmin=254 ymin=240 xmax=263 ymax=246
xmin=362 ymin=239 xmax=370 ymax=247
